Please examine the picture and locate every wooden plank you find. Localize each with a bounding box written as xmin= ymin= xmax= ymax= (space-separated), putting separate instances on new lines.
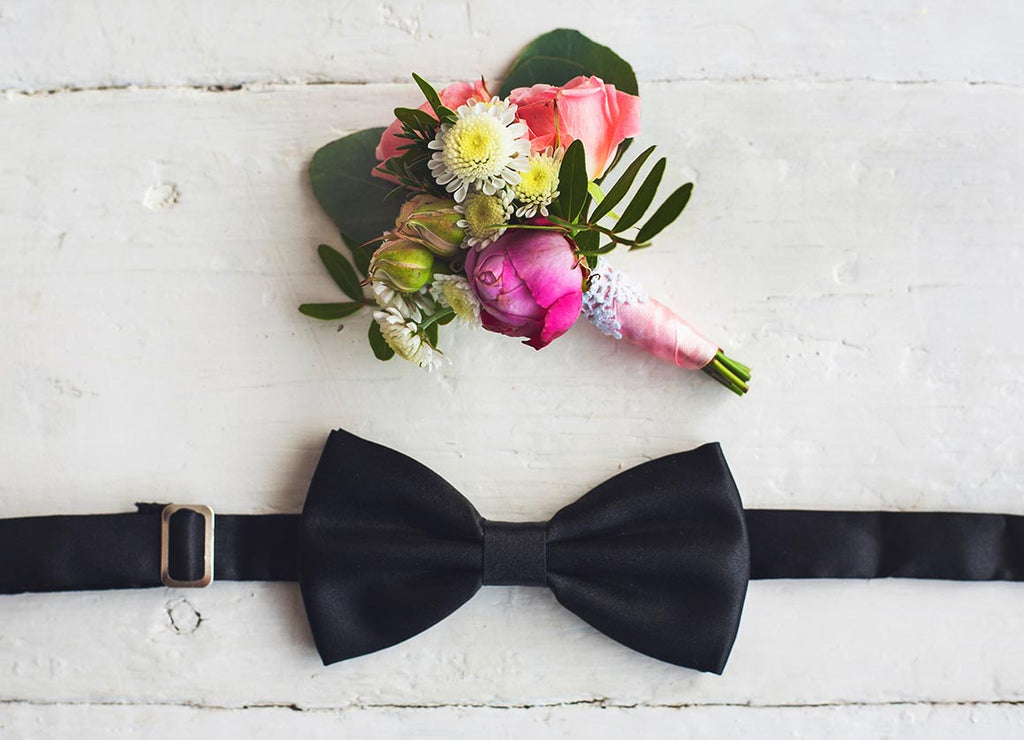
xmin=1 ymin=79 xmax=1022 ymax=710
xmin=0 ymin=581 xmax=1022 ymax=706
xmin=2 ymin=82 xmax=1021 ymax=519
xmin=2 ymin=2 xmax=1023 ymax=91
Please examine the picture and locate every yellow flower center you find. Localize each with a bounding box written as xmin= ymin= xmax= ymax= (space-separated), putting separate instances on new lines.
xmin=462 ymin=193 xmax=508 ymax=238
xmin=442 ymin=282 xmax=478 ymax=322
xmin=443 ymin=115 xmax=505 ymax=177
xmin=514 ymin=154 xmax=560 ymax=205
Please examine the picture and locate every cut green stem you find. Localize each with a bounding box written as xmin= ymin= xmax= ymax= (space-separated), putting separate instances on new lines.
xmin=715 ymin=352 xmax=751 ymax=383
xmin=418 ymin=306 xmax=455 ymax=331
xmin=701 ymin=350 xmax=751 ymax=396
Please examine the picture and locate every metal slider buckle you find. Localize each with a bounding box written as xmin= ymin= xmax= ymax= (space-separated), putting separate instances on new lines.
xmin=160 ymin=504 xmax=215 ymax=588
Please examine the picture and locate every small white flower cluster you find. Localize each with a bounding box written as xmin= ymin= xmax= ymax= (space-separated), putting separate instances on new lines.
xmin=371 ymin=274 xmax=481 ymax=369
xmin=371 ymin=283 xmax=441 ymax=370
xmin=371 ymin=281 xmax=431 ymax=322
xmin=373 ymin=307 xmax=444 ymax=371
xmin=368 ymin=87 xmax=562 ymax=370
xmin=430 ymin=274 xmax=481 ymax=324
xmin=429 ymin=97 xmax=561 ymax=250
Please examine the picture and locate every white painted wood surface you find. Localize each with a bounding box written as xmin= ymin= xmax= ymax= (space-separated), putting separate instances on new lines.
xmin=2 ymin=2 xmax=1023 ymax=736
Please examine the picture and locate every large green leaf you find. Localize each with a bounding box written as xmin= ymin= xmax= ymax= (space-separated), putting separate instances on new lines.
xmin=499 ymin=29 xmax=638 ymax=97
xmin=309 ymin=128 xmax=401 ymax=271
xmin=316 ymin=244 xmax=364 ymax=302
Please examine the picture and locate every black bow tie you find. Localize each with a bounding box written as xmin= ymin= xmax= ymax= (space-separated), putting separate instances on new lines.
xmin=1 ymin=429 xmax=1023 ymax=674
xmin=299 ymin=430 xmax=750 ymax=674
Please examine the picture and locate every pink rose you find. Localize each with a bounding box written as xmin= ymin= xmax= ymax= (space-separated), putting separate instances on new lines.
xmin=509 ymin=76 xmax=641 ymax=179
xmin=373 ymin=79 xmax=491 ymax=182
xmin=464 ymin=229 xmax=583 ymax=350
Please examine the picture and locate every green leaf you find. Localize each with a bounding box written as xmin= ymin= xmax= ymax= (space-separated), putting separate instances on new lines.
xmin=589 ymin=145 xmax=656 ymax=223
xmin=317 ymin=244 xmax=364 ymax=302
xmin=557 ymin=139 xmax=588 ymax=223
xmin=545 ymin=214 xmax=573 ymax=229
xmin=574 ymin=229 xmax=600 ymax=253
xmin=577 ymin=239 xmax=618 ymax=259
xmin=393 ymin=106 xmax=439 ymax=132
xmin=342 ymin=235 xmax=375 ymax=279
xmin=423 ymin=321 xmax=439 ymax=348
xmin=596 ymin=138 xmax=633 ymax=183
xmin=412 ymin=73 xmax=457 ymax=124
xmin=499 ymin=29 xmax=638 ymax=97
xmin=298 ymin=302 xmax=364 ymax=320
xmin=368 ymin=320 xmax=395 ymax=361
xmin=634 ymin=183 xmax=694 ymax=245
xmin=613 ymin=158 xmax=666 ymax=233
xmin=309 ymin=128 xmax=401 ymax=271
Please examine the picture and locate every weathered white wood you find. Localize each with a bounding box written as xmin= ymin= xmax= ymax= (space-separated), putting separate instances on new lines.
xmin=2 ymin=1 xmax=1024 ymax=91
xmin=2 ymin=81 xmax=1022 ymax=715
xmin=2 ymin=4 xmax=1024 ymax=733
xmin=2 ymin=82 xmax=1021 ymax=521
xmin=1 ymin=700 xmax=1022 ymax=739
xmin=1 ymin=581 xmax=1023 ymax=707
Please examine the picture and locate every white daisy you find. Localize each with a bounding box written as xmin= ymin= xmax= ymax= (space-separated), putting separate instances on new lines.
xmin=454 ymin=192 xmax=512 ymax=249
xmin=513 ymin=147 xmax=562 ymax=218
xmin=427 ymin=98 xmax=531 ymax=203
xmin=430 ymin=274 xmax=481 ymax=326
xmin=371 ymin=281 xmax=435 ymax=321
xmin=373 ymin=307 xmax=444 ymax=371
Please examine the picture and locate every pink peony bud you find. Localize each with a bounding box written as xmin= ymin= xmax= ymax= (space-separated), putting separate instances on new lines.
xmin=464 ymin=229 xmax=583 ymax=350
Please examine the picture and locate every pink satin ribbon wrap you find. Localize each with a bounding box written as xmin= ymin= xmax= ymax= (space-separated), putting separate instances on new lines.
xmin=615 ymin=296 xmax=718 ymax=371
xmin=581 ymin=260 xmax=718 ymax=371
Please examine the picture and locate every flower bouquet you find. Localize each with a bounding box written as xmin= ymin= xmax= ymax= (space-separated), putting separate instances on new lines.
xmin=301 ymin=29 xmax=751 ymax=395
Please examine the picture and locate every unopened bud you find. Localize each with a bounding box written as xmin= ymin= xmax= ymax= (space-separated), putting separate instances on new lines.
xmin=369 ymin=238 xmax=435 ymax=293
xmin=395 ymin=195 xmax=464 ymax=257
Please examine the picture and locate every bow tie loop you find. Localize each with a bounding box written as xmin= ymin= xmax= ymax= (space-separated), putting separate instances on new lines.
xmin=480 ymin=520 xmax=547 ymax=586
xmin=298 ymin=430 xmax=750 ymax=674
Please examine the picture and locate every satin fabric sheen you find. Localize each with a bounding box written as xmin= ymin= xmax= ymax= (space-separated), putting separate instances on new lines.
xmin=615 ymin=295 xmax=719 ymax=370
xmin=2 ymin=429 xmax=1023 ymax=674
xmin=298 ymin=430 xmax=750 ymax=674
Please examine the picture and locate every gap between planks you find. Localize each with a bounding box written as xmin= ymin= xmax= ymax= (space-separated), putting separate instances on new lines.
xmin=4 ymin=76 xmax=1024 ymax=98
xmin=1 ymin=698 xmax=1023 ymax=713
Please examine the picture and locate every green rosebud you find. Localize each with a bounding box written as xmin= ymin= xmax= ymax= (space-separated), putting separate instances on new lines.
xmin=368 ymin=238 xmax=435 ymax=293
xmin=395 ymin=195 xmax=464 ymax=258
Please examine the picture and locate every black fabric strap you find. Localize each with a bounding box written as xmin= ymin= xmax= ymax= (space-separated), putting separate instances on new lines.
xmin=2 ymin=507 xmax=1023 ymax=594
xmin=0 ymin=506 xmax=299 ymax=594
xmin=745 ymin=510 xmax=1024 ymax=580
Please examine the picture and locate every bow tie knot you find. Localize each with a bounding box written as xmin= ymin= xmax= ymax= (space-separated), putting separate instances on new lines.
xmin=481 ymin=520 xmax=547 ymax=586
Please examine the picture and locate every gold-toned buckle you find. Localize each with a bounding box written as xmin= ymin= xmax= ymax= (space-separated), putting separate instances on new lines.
xmin=160 ymin=504 xmax=215 ymax=588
